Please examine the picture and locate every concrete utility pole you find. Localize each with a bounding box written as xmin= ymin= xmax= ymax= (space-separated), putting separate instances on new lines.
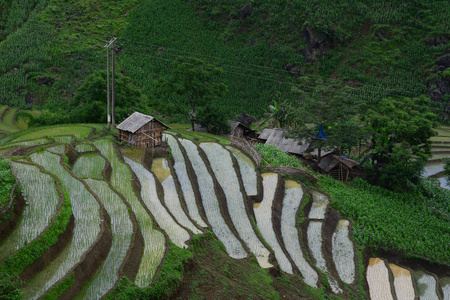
xmin=112 ymin=46 xmax=116 ymax=128
xmin=104 ymin=37 xmax=117 ymax=130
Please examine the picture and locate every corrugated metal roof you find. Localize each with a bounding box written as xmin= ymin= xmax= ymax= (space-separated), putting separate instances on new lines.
xmin=260 ymin=128 xmax=309 ymax=155
xmin=116 ymin=111 xmax=170 ymax=133
xmin=259 ymin=128 xmax=333 ymax=156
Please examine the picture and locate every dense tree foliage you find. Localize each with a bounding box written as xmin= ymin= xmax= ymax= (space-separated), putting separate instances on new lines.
xmin=30 ymin=70 xmax=148 ymax=126
xmin=364 ymin=96 xmax=438 ymax=191
xmin=69 ymin=70 xmax=148 ymax=124
xmin=196 ymin=104 xmax=230 ymax=135
xmin=154 ymin=57 xmax=227 ymax=131
xmin=288 ymin=80 xmax=367 ymax=156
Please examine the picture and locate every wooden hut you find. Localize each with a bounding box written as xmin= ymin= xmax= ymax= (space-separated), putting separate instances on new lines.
xmin=317 ymin=154 xmax=360 ymax=181
xmin=116 ymin=112 xmax=169 ymax=148
xmin=228 ymin=121 xmax=255 ymax=139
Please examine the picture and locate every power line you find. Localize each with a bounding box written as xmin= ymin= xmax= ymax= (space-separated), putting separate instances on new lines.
xmin=120 ymin=37 xmax=421 ymax=96
xmin=118 ymin=48 xmax=444 ymax=113
xmin=1 ymin=22 xmax=427 ymax=97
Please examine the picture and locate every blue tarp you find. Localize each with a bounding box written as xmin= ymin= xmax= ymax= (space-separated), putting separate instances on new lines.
xmin=315 ymin=126 xmax=328 ymax=139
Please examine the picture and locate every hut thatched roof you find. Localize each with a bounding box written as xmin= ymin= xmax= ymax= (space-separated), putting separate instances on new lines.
xmin=259 ymin=128 xmax=334 ymax=156
xmin=116 ymin=112 xmax=169 ymax=133
xmin=318 ymin=154 xmax=359 ymax=172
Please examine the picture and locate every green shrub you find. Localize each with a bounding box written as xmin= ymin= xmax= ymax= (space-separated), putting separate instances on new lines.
xmin=0 ymin=272 xmax=23 ymax=300
xmin=0 ymin=158 xmax=15 ymax=213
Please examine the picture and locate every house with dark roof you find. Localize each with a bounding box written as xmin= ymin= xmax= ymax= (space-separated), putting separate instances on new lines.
xmin=228 ymin=121 xmax=255 ymax=139
xmin=317 ymin=154 xmax=361 ymax=181
xmin=116 ymin=112 xmax=170 ymax=148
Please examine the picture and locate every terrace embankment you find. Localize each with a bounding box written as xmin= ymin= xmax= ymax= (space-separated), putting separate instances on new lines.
xmin=0 ymin=183 xmax=25 ymax=241
xmin=56 ymin=205 xmax=112 ymax=300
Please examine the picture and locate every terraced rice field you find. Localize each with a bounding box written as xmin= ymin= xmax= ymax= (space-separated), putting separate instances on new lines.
xmin=179 ymin=138 xmax=247 ymax=259
xmin=77 ymin=179 xmax=133 ymax=299
xmin=72 ymin=153 xmax=106 ymax=180
xmin=163 ymin=134 xmax=208 ymax=228
xmin=25 ymin=150 xmax=101 ymax=299
xmin=0 ymin=161 xmax=60 ymax=261
xmin=427 ymin=126 xmax=450 ymax=190
xmin=281 ymin=180 xmax=319 ymax=288
xmin=332 ymin=220 xmax=355 ymax=284
xmin=0 ymin=127 xmax=448 ymax=299
xmin=201 ymin=142 xmax=271 ymax=268
xmin=127 ymin=157 xmax=190 ymax=249
xmin=254 ymin=173 xmax=293 ymax=274
xmin=151 ymin=157 xmax=201 ymax=235
xmin=366 ymin=258 xmax=394 ymax=300
xmin=389 ymin=264 xmax=415 ymax=300
xmin=94 ymin=138 xmax=165 ymax=287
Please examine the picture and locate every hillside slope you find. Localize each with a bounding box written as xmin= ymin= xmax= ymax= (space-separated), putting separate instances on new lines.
xmin=0 ymin=0 xmax=449 ymax=121
xmin=0 ymin=126 xmax=448 ymax=299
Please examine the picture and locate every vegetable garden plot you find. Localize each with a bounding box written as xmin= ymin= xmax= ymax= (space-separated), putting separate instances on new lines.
xmin=200 ymin=142 xmax=271 ymax=268
xmin=25 ymin=151 xmax=101 ymax=299
xmin=280 ymin=180 xmax=319 ymax=288
xmin=179 ymin=138 xmax=247 ymax=259
xmin=388 ymin=264 xmax=416 ymax=300
xmin=72 ymin=153 xmax=106 ymax=180
xmin=253 ymin=173 xmax=293 ymax=274
xmin=151 ymin=158 xmax=202 ymax=235
xmin=308 ymin=190 xmax=329 ymax=220
xmin=0 ymin=161 xmax=60 ymax=261
xmin=414 ymin=270 xmax=440 ymax=300
xmin=126 ymin=157 xmax=190 ymax=249
xmin=225 ymin=145 xmax=258 ymax=197
xmin=93 ymin=138 xmax=165 ymax=287
xmin=75 ymin=143 xmax=95 ymax=153
xmin=307 ymin=221 xmax=342 ymax=293
xmin=366 ymin=258 xmax=394 ymax=300
xmin=332 ymin=219 xmax=356 ymax=284
xmin=163 ymin=134 xmax=207 ymax=228
xmin=78 ymin=179 xmax=133 ymax=300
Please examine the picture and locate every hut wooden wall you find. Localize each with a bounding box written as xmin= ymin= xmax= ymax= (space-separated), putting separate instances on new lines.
xmin=232 ymin=126 xmax=245 ymax=138
xmin=118 ymin=120 xmax=163 ymax=148
xmin=119 ymin=130 xmax=129 ymax=144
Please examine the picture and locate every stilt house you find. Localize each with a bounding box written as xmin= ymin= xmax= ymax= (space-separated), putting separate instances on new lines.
xmin=117 ymin=112 xmax=169 ymax=148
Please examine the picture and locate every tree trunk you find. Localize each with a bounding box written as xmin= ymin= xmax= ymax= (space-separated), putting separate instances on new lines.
xmin=190 ymin=118 xmax=195 ymax=132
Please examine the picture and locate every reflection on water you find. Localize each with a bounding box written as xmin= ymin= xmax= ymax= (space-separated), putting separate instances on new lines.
xmin=438 ymin=177 xmax=450 ymax=190
xmin=422 ymin=164 xmax=444 ymax=178
xmin=423 ymin=163 xmax=449 ymax=190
